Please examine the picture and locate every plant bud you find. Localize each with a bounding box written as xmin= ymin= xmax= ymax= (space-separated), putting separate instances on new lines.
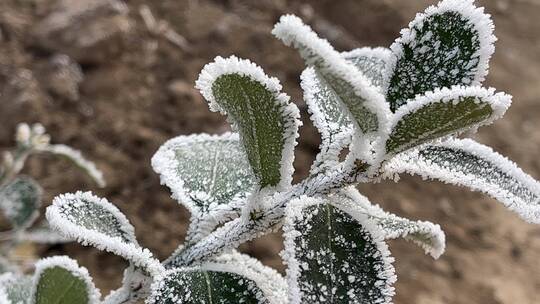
xmin=15 ymin=123 xmax=31 ymax=144
xmin=31 ymin=123 xmax=46 ymax=136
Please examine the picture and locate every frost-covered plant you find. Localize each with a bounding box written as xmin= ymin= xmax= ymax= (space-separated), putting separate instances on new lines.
xmin=0 ymin=123 xmax=104 ymax=302
xmin=5 ymin=0 xmax=539 ymax=303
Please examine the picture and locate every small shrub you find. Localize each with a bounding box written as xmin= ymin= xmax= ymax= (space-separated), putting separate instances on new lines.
xmin=2 ymin=0 xmax=539 ymax=303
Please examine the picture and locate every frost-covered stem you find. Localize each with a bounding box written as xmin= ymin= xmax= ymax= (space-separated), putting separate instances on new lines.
xmin=0 ymin=231 xmax=19 ymax=262
xmin=0 ymin=231 xmax=15 ymax=241
xmin=103 ymin=266 xmax=152 ymax=304
xmin=0 ymin=147 xmax=32 ymax=260
xmin=102 ymin=286 xmax=139 ymax=304
xmin=166 ymin=162 xmax=369 ymax=268
xmin=0 ymin=147 xmax=31 ymax=186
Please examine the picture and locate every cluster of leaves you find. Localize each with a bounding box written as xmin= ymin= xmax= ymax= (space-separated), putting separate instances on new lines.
xmin=0 ymin=123 xmax=104 ymax=302
xmin=2 ymin=0 xmax=539 ymax=303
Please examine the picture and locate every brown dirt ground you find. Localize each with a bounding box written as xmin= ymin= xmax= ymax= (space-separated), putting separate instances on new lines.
xmin=1 ymin=0 xmax=540 ymax=303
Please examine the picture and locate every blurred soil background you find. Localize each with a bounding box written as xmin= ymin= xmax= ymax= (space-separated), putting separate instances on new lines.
xmin=1 ymin=0 xmax=540 ymax=303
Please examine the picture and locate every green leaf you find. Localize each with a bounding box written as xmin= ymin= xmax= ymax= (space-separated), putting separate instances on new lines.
xmin=302 ymin=48 xmax=391 ymax=173
xmin=0 ymin=176 xmax=42 ymax=229
xmin=148 ymin=269 xmax=264 ymax=304
xmin=283 ymin=197 xmax=395 ymax=304
xmin=273 ymin=15 xmax=390 ymax=137
xmin=342 ymin=47 xmax=390 ymax=89
xmin=48 ymin=192 xmax=136 ymax=243
xmin=32 ymin=256 xmax=100 ymax=304
xmin=46 ymin=192 xmax=163 ymax=275
xmin=383 ymin=138 xmax=540 ymax=224
xmin=301 ymin=67 xmax=354 ymax=173
xmin=334 ymin=187 xmax=445 ymax=258
xmin=385 ymin=0 xmax=495 ymax=112
xmin=152 ymin=132 xmax=257 ymax=243
xmin=0 ymin=273 xmax=32 ymax=304
xmin=196 ymin=56 xmax=300 ymax=190
xmin=148 ymin=252 xmax=286 ymax=304
xmin=384 ymin=86 xmax=510 ymax=156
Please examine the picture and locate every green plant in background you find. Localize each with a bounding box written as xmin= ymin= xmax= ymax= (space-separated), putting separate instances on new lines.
xmin=2 ymin=0 xmax=540 ymax=303
xmin=0 ymin=123 xmax=104 ymax=302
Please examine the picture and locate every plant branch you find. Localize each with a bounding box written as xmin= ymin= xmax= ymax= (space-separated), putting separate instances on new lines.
xmin=0 ymin=147 xmax=32 ymax=187
xmin=165 ymin=161 xmax=370 ymax=268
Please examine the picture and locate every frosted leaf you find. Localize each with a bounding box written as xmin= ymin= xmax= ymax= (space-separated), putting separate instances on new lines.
xmin=196 ymin=56 xmax=301 ymax=190
xmin=333 ymin=187 xmax=445 ymax=259
xmin=206 ymin=251 xmax=288 ymax=303
xmin=152 ymin=132 xmax=257 ymax=243
xmin=273 ymin=15 xmax=391 ymax=139
xmin=0 ymin=273 xmax=32 ymax=304
xmin=341 ymin=47 xmax=391 ymax=89
xmin=148 ymin=252 xmax=286 ymax=304
xmin=282 ymin=197 xmax=395 ymax=304
xmin=383 ymin=138 xmax=540 ymax=224
xmin=31 ymin=256 xmax=101 ymax=304
xmin=147 ymin=269 xmax=264 ymax=304
xmin=46 ymin=192 xmax=163 ymax=275
xmin=384 ymin=86 xmax=511 ymax=157
xmin=384 ymin=0 xmax=496 ymax=112
xmin=37 ymin=144 xmax=105 ymax=188
xmin=301 ymin=67 xmax=354 ymax=174
xmin=0 ymin=176 xmax=42 ymax=229
xmin=152 ymin=133 xmax=255 ymax=213
xmin=303 ymin=48 xmax=391 ymax=173
xmin=47 ymin=192 xmax=135 ymax=243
